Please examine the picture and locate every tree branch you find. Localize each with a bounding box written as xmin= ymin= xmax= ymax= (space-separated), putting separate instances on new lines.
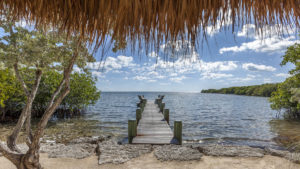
xmin=30 ymin=53 xmax=78 ymax=149
xmin=8 ymin=69 xmax=43 ymax=152
xmin=0 ymin=143 xmax=22 ymax=167
xmin=13 ymin=62 xmax=29 ymax=96
xmin=25 ymin=69 xmax=43 ymax=145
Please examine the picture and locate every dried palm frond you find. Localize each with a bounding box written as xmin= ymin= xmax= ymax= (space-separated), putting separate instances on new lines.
xmin=0 ymin=0 xmax=299 ymax=51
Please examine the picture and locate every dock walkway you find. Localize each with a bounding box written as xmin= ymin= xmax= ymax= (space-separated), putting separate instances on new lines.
xmin=132 ymin=100 xmax=173 ymax=144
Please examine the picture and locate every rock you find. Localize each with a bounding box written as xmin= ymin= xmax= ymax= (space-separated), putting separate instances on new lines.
xmin=264 ymin=147 xmax=290 ymax=157
xmin=98 ymin=139 xmax=152 ymax=164
xmin=195 ymin=144 xmax=264 ymax=158
xmin=285 ymin=152 xmax=300 ymax=163
xmin=154 ymin=145 xmax=203 ymax=161
xmin=69 ymin=135 xmax=110 ymax=144
xmin=264 ymin=148 xmax=300 ymax=163
xmin=264 ymin=147 xmax=300 ymax=163
xmin=40 ymin=143 xmax=96 ymax=159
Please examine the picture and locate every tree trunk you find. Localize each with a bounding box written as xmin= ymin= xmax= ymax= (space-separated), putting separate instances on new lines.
xmin=0 ymin=106 xmax=6 ymax=121
xmin=20 ymin=53 xmax=78 ymax=169
xmin=1 ymin=45 xmax=78 ymax=169
xmin=7 ymin=68 xmax=42 ymax=152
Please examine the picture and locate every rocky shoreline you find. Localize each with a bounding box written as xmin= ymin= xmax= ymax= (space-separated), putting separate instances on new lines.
xmin=1 ymin=136 xmax=300 ymax=165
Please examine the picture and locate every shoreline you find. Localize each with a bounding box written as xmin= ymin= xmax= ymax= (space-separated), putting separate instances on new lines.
xmin=1 ymin=136 xmax=300 ymax=168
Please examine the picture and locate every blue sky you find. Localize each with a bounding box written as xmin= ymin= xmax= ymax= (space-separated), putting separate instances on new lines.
xmin=2 ymin=20 xmax=299 ymax=92
xmin=85 ymin=24 xmax=299 ymax=92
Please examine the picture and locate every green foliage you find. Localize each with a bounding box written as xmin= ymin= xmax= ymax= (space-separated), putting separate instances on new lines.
xmin=0 ymin=69 xmax=25 ymax=119
xmin=32 ymin=70 xmax=100 ymax=117
xmin=0 ymin=17 xmax=95 ymax=76
xmin=0 ymin=16 xmax=99 ymax=120
xmin=63 ymin=72 xmax=100 ymax=111
xmin=281 ymin=43 xmax=300 ymax=76
xmin=201 ymin=83 xmax=278 ymax=97
xmin=270 ymin=76 xmax=300 ymax=119
xmin=0 ymin=69 xmax=100 ymax=119
xmin=269 ymin=42 xmax=300 ymax=119
xmin=0 ymin=69 xmax=18 ymax=107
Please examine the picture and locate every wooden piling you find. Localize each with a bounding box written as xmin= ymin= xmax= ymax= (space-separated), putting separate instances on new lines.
xmin=174 ymin=121 xmax=182 ymax=145
xmin=156 ymin=98 xmax=162 ymax=106
xmin=136 ymin=108 xmax=142 ymax=124
xmin=128 ymin=120 xmax=137 ymax=144
xmin=163 ymin=109 xmax=169 ymax=124
xmin=160 ymin=102 xmax=165 ymax=112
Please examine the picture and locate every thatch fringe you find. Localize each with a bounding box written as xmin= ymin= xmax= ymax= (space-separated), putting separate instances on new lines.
xmin=0 ymin=0 xmax=299 ymax=50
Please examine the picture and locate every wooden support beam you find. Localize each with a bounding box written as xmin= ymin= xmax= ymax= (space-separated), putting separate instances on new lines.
xmin=160 ymin=102 xmax=165 ymax=112
xmin=136 ymin=108 xmax=142 ymax=124
xmin=128 ymin=120 xmax=137 ymax=144
xmin=163 ymin=109 xmax=169 ymax=125
xmin=174 ymin=121 xmax=182 ymax=145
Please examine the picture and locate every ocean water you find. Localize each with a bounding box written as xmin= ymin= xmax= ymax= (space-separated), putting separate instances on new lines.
xmin=79 ymin=92 xmax=280 ymax=148
xmin=0 ymin=92 xmax=284 ymax=148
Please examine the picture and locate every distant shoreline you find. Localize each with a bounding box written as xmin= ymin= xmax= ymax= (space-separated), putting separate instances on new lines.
xmin=201 ymin=83 xmax=278 ymax=97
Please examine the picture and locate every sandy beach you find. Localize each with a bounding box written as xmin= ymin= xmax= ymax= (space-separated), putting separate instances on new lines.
xmin=1 ymin=152 xmax=299 ymax=169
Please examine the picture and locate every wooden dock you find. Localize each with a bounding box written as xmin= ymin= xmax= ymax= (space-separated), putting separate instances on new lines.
xmin=128 ymin=96 xmax=182 ymax=145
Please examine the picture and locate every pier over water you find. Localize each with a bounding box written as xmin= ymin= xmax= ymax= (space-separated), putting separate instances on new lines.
xmin=128 ymin=96 xmax=182 ymax=145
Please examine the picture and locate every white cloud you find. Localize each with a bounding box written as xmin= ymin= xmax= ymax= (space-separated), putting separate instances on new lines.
xmin=15 ymin=20 xmax=28 ymax=27
xmin=230 ymin=74 xmax=256 ymax=82
xmin=72 ymin=66 xmax=82 ymax=73
xmin=170 ymin=76 xmax=186 ymax=83
xmin=205 ymin=9 xmax=232 ymax=36
xmin=156 ymin=75 xmax=166 ymax=79
xmin=201 ymin=72 xmax=233 ymax=79
xmin=263 ymin=78 xmax=273 ymax=83
xmin=219 ymin=24 xmax=299 ymax=54
xmin=242 ymin=63 xmax=276 ymax=72
xmin=91 ymin=71 xmax=105 ymax=78
xmin=220 ymin=36 xmax=298 ymax=54
xmin=127 ymin=43 xmax=239 ymax=84
xmin=133 ymin=76 xmax=149 ymax=81
xmin=86 ymin=55 xmax=135 ymax=72
xmin=275 ymin=73 xmax=291 ymax=78
xmin=147 ymin=71 xmax=159 ymax=76
xmin=236 ymin=24 xmax=256 ymax=37
xmin=147 ymin=79 xmax=157 ymax=83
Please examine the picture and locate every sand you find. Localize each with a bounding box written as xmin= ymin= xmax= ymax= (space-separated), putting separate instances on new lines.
xmin=1 ymin=152 xmax=300 ymax=169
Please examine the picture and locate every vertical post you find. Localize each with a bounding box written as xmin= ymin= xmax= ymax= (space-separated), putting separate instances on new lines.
xmin=160 ymin=102 xmax=165 ymax=112
xmin=136 ymin=108 xmax=142 ymax=124
xmin=140 ymin=102 xmax=145 ymax=112
xmin=174 ymin=121 xmax=182 ymax=145
xmin=128 ymin=120 xmax=137 ymax=144
xmin=163 ymin=109 xmax=169 ymax=125
xmin=158 ymin=99 xmax=162 ymax=106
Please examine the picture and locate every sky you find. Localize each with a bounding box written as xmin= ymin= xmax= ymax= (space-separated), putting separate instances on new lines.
xmin=1 ymin=20 xmax=299 ymax=92
xmin=85 ymin=24 xmax=299 ymax=92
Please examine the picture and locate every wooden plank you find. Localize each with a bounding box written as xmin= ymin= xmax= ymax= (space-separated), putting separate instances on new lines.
xmin=132 ymin=100 xmax=173 ymax=144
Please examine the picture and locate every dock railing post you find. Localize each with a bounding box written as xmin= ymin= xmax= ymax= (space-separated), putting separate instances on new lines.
xmin=128 ymin=120 xmax=137 ymax=144
xmin=163 ymin=109 xmax=169 ymax=124
xmin=174 ymin=121 xmax=182 ymax=145
xmin=158 ymin=99 xmax=162 ymax=106
xmin=160 ymin=102 xmax=165 ymax=112
xmin=136 ymin=108 xmax=142 ymax=124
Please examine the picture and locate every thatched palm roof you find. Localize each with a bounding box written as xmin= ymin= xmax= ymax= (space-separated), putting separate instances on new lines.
xmin=0 ymin=0 xmax=299 ymax=48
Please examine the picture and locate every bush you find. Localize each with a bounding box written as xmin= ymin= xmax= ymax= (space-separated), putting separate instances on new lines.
xmin=0 ymin=69 xmax=100 ymax=120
